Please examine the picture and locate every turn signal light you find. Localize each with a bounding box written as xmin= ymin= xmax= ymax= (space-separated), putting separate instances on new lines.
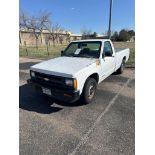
xmin=73 ymin=79 xmax=77 ymax=90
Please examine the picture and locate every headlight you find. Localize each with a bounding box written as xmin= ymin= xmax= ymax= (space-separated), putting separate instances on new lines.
xmin=31 ymin=71 xmax=35 ymax=77
xmin=65 ymin=79 xmax=77 ymax=90
xmin=65 ymin=79 xmax=73 ymax=86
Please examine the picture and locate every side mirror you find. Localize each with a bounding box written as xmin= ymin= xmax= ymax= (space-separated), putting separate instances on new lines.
xmin=61 ymin=50 xmax=64 ymax=56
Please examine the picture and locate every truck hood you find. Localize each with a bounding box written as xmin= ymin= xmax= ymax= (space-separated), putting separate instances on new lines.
xmin=30 ymin=56 xmax=96 ymax=78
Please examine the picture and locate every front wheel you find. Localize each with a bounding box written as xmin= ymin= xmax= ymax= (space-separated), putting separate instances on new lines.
xmin=82 ymin=78 xmax=97 ymax=104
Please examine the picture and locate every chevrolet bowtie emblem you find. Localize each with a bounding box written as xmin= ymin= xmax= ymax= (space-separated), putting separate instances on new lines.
xmin=44 ymin=78 xmax=49 ymax=81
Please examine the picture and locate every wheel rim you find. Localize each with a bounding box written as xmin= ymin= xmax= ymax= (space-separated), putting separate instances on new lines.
xmin=88 ymin=82 xmax=95 ymax=99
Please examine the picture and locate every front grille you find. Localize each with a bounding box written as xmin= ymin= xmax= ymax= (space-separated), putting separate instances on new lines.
xmin=33 ymin=72 xmax=65 ymax=88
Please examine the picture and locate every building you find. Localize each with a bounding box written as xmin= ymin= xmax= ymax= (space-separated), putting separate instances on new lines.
xmin=19 ymin=30 xmax=82 ymax=46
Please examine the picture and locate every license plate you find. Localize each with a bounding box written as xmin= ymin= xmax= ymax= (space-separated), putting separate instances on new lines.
xmin=42 ymin=87 xmax=52 ymax=96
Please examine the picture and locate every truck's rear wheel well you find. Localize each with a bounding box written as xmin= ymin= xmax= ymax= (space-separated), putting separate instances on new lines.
xmin=88 ymin=73 xmax=99 ymax=83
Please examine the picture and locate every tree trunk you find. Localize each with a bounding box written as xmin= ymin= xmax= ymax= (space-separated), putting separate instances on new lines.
xmin=53 ymin=38 xmax=55 ymax=47
xmin=40 ymin=33 xmax=42 ymax=44
xmin=36 ymin=38 xmax=38 ymax=50
xmin=46 ymin=43 xmax=49 ymax=56
xmin=24 ymin=41 xmax=28 ymax=56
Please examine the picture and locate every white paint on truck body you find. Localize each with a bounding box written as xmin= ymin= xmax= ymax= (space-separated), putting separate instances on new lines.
xmin=115 ymin=48 xmax=130 ymax=70
xmin=30 ymin=57 xmax=97 ymax=78
xmin=30 ymin=39 xmax=130 ymax=95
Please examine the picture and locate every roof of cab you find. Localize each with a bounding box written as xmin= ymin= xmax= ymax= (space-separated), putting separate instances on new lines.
xmin=71 ymin=39 xmax=111 ymax=43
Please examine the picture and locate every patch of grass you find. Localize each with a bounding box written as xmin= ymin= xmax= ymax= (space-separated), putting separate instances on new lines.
xmin=19 ymin=42 xmax=135 ymax=65
xmin=113 ymin=42 xmax=135 ymax=66
xmin=19 ymin=45 xmax=67 ymax=59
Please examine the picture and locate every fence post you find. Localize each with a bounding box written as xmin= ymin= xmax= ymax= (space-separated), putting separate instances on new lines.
xmin=24 ymin=41 xmax=28 ymax=56
xmin=46 ymin=40 xmax=49 ymax=56
xmin=47 ymin=44 xmax=49 ymax=56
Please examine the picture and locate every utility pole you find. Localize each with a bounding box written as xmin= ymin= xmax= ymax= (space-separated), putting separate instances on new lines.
xmin=108 ymin=0 xmax=113 ymax=39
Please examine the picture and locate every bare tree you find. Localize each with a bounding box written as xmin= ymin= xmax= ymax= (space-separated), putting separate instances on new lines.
xmin=28 ymin=15 xmax=41 ymax=49
xmin=19 ymin=16 xmax=22 ymax=44
xmin=46 ymin=23 xmax=63 ymax=46
xmin=37 ymin=10 xmax=52 ymax=44
xmin=46 ymin=25 xmax=56 ymax=47
xmin=59 ymin=33 xmax=64 ymax=45
xmin=65 ymin=31 xmax=71 ymax=43
xmin=19 ymin=11 xmax=40 ymax=48
xmin=19 ymin=10 xmax=52 ymax=48
xmin=19 ymin=10 xmax=65 ymax=47
xmin=56 ymin=28 xmax=65 ymax=45
xmin=19 ymin=11 xmax=29 ymax=44
xmin=73 ymin=36 xmax=77 ymax=41
xmin=81 ymin=28 xmax=92 ymax=39
xmin=54 ymin=24 xmax=63 ymax=44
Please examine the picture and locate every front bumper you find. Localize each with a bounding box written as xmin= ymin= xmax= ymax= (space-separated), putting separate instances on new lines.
xmin=27 ymin=79 xmax=80 ymax=103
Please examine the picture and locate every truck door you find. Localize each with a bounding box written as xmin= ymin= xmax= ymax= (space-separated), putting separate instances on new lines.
xmin=100 ymin=41 xmax=116 ymax=80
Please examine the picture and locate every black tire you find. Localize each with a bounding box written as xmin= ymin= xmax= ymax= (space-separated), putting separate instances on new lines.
xmin=116 ymin=59 xmax=125 ymax=74
xmin=82 ymin=78 xmax=97 ymax=104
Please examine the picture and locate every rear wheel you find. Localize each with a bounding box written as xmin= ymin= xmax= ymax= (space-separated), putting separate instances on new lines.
xmin=82 ymin=78 xmax=97 ymax=104
xmin=116 ymin=59 xmax=125 ymax=74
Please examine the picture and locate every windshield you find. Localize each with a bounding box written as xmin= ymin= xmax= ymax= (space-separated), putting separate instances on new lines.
xmin=63 ymin=41 xmax=101 ymax=58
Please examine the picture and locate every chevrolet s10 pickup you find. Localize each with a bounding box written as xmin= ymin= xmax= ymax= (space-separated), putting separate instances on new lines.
xmin=28 ymin=39 xmax=130 ymax=103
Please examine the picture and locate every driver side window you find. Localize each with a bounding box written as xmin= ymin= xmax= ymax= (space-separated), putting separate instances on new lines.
xmin=103 ymin=41 xmax=113 ymax=57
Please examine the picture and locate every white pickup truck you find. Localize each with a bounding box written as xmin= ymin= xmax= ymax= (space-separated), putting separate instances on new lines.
xmin=28 ymin=39 xmax=130 ymax=103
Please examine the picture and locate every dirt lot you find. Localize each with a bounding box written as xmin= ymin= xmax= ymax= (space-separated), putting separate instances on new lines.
xmin=19 ymin=57 xmax=135 ymax=155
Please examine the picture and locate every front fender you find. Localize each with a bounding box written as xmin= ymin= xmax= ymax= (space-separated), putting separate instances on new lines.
xmin=75 ymin=63 xmax=100 ymax=95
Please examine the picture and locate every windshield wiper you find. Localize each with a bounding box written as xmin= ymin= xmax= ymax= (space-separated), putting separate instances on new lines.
xmin=73 ymin=55 xmax=80 ymax=57
xmin=63 ymin=55 xmax=73 ymax=57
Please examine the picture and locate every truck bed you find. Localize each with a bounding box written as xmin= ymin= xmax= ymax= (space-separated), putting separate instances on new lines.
xmin=115 ymin=48 xmax=127 ymax=53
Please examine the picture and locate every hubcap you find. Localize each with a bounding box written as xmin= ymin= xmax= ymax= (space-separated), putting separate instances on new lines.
xmin=88 ymin=83 xmax=95 ymax=99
